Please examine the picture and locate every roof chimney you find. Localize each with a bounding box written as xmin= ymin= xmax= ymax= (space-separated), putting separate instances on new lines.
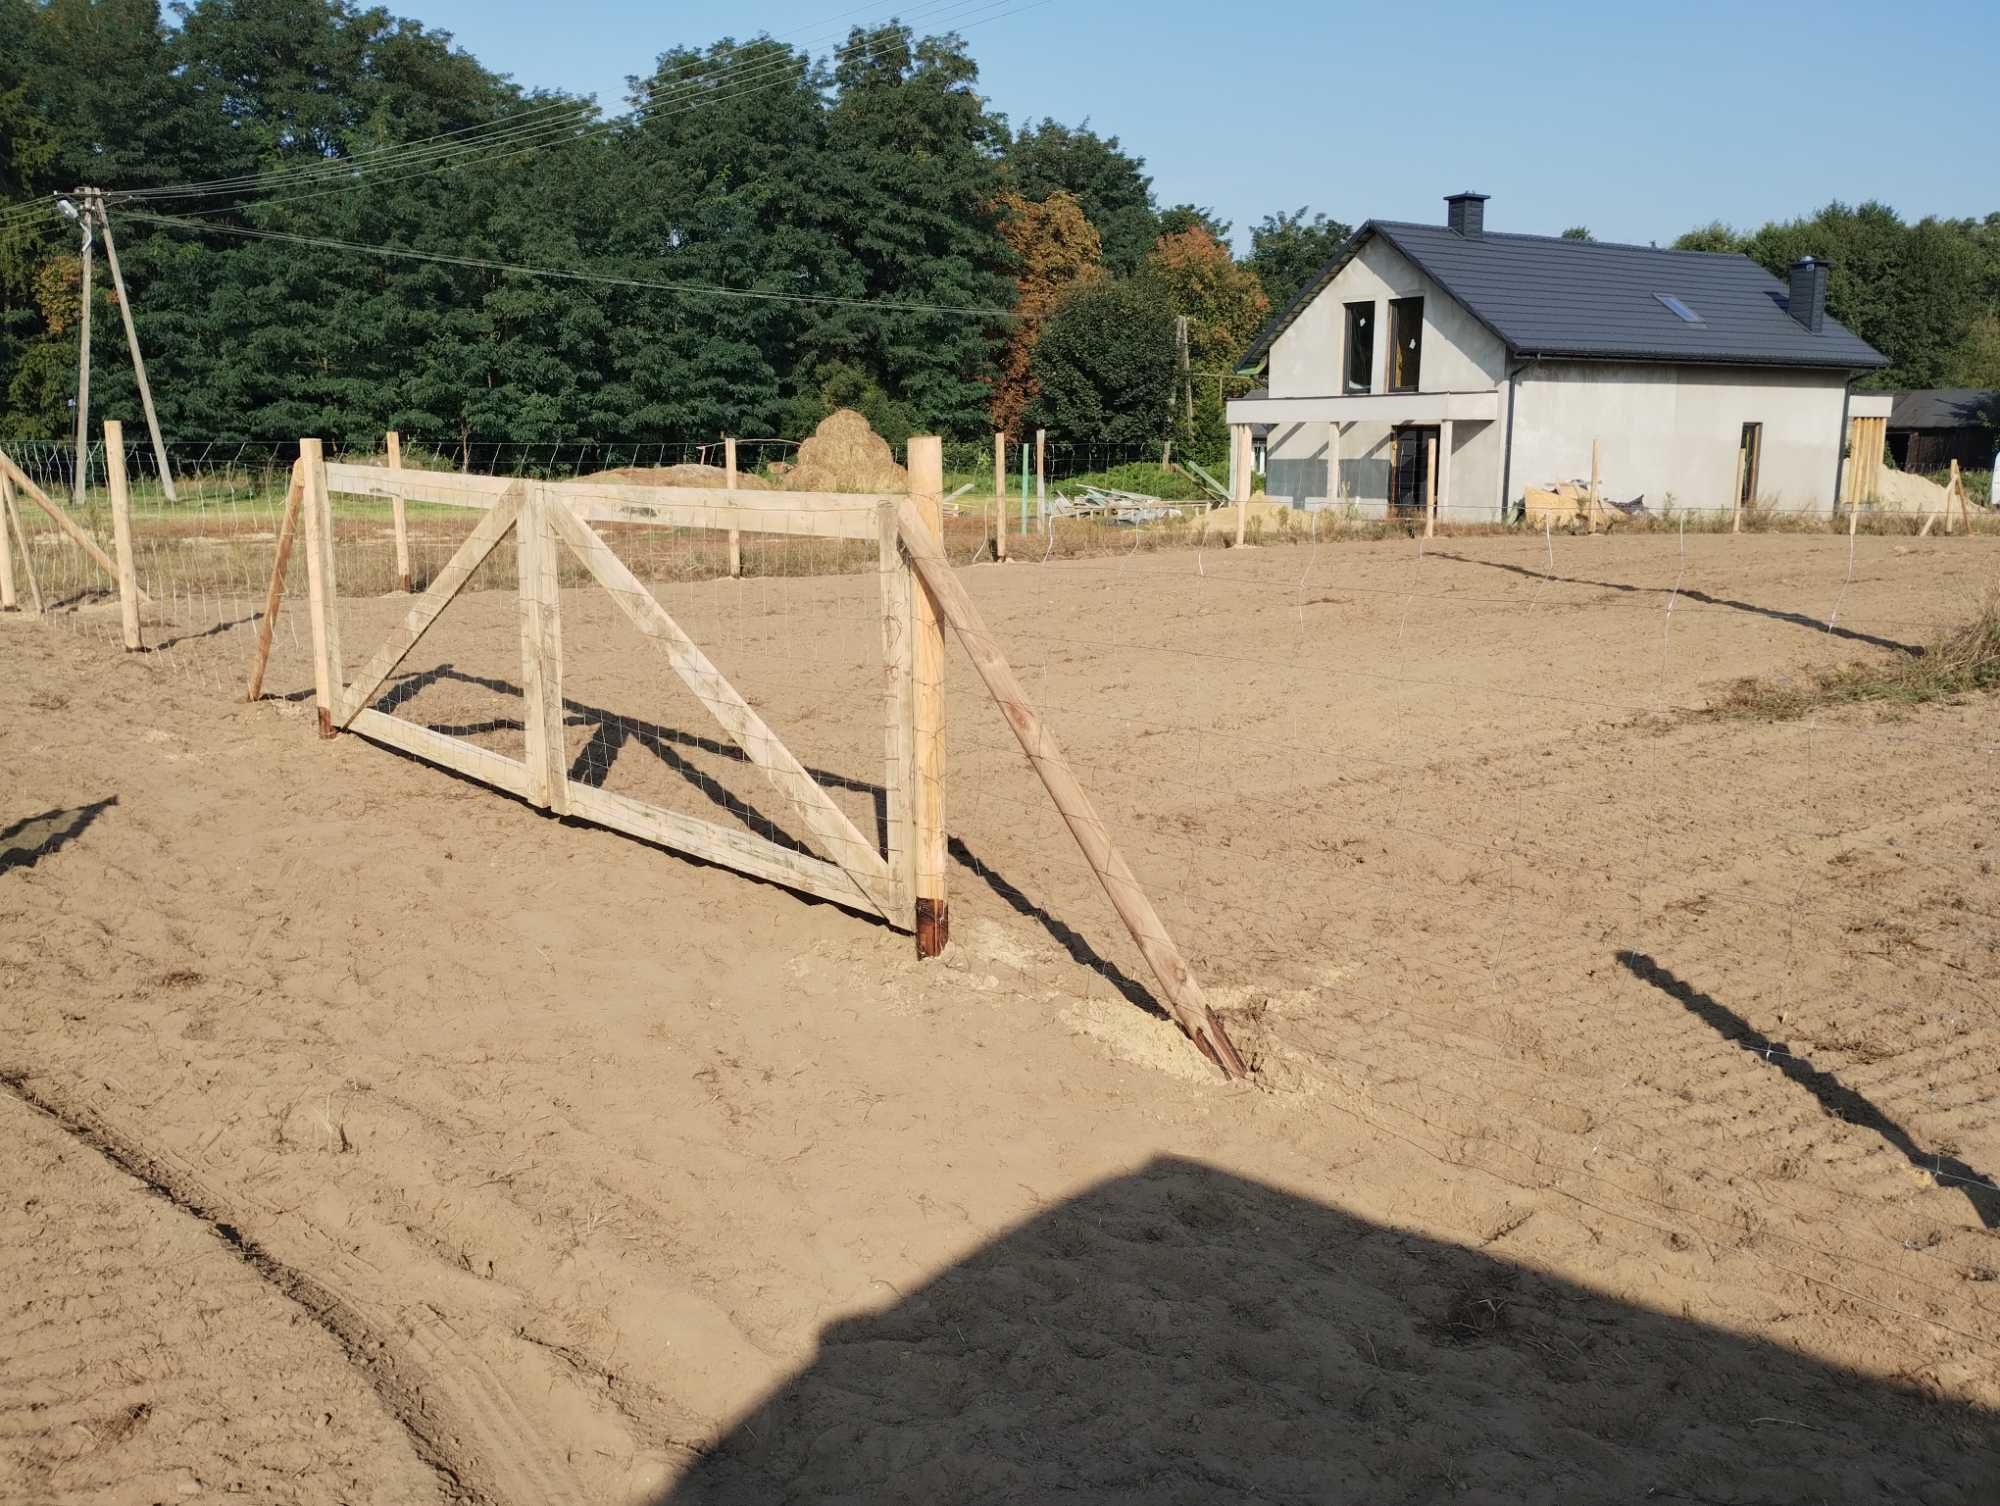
xmin=1788 ymin=256 xmax=1829 ymax=334
xmin=1445 ymin=191 xmax=1489 ymax=239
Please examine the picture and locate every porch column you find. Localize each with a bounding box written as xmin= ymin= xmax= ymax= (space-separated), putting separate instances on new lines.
xmin=1229 ymin=424 xmax=1252 ymax=503
xmin=1437 ymin=418 xmax=1454 ymax=524
xmin=1327 ymin=420 xmax=1341 ymax=506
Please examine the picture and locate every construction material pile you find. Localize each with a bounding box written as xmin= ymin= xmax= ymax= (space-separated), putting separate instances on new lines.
xmin=775 ymin=410 xmax=908 ymax=494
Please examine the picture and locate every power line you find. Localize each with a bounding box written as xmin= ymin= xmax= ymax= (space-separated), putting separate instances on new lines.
xmin=121 ymin=209 xmax=1017 ymax=319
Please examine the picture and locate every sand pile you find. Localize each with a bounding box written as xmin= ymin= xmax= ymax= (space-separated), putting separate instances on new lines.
xmin=781 ymin=410 xmax=908 ymax=494
xmin=1870 ymin=467 xmax=1953 ymax=514
xmin=581 ymin=463 xmax=775 ymax=491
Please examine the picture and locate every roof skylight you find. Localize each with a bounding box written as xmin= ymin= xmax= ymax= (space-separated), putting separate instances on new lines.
xmin=1655 ymin=293 xmax=1703 ymax=324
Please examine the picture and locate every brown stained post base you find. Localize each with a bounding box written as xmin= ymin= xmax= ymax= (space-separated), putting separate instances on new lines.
xmin=246 ymin=463 xmax=306 ymax=702
xmin=916 ymin=897 xmax=949 ymax=957
xmin=895 ymin=498 xmax=1248 ymax=1080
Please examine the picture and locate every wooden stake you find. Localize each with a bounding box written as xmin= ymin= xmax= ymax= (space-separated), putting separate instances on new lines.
xmin=93 ymin=195 xmax=175 ymax=503
xmin=894 ymin=498 xmax=1248 ymax=1080
xmin=298 ymin=438 xmax=341 ymax=738
xmin=245 ymin=461 xmax=304 ymax=701
xmin=1587 ymin=438 xmax=1601 ymax=536
xmin=5 ymin=473 xmax=41 ymax=616
xmin=0 ymin=467 xmax=15 ymax=612
xmin=1035 ymin=428 xmax=1046 ymax=517
xmin=879 ymin=498 xmax=917 ymax=928
xmin=1731 ymin=447 xmax=1746 ymax=535
xmin=0 ymin=449 xmax=145 ymax=600
xmin=992 ymin=432 xmax=1006 ymax=560
xmin=517 ymin=485 xmax=568 ymax=815
xmin=74 ymin=193 xmax=93 ymax=507
xmin=1945 ymin=459 xmax=1963 ymax=536
xmin=386 ymin=431 xmax=412 ymax=591
xmin=724 ymin=435 xmax=742 ymax=576
xmin=103 ymin=421 xmax=141 ymax=651
xmin=909 ymin=435 xmax=949 ymax=957
xmin=1423 ymin=434 xmax=1438 ymax=540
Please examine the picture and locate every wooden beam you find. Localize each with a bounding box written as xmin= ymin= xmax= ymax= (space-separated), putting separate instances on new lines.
xmin=893 ymin=497 xmax=1247 ymax=1079
xmin=322 ymin=463 xmax=513 ymax=508
xmin=1035 ymin=429 xmax=1046 ymax=516
xmin=564 ymin=782 xmax=878 ymax=919
xmin=0 ymin=449 xmax=148 ymax=601
xmin=724 ymin=435 xmax=742 ymax=577
xmin=103 ymin=421 xmax=142 ymax=651
xmin=0 ymin=466 xmax=15 ymax=612
xmin=1437 ymin=418 xmax=1453 ymax=527
xmin=245 ymin=461 xmax=304 ymax=702
xmin=93 ymin=197 xmax=175 ymax=503
xmin=879 ymin=499 xmax=917 ymax=928
xmin=517 ymin=485 xmax=568 ymax=815
xmin=386 ymin=431 xmax=412 ymax=592
xmin=1731 ymin=447 xmax=1746 ymax=535
xmin=1587 ymin=437 xmax=1601 ymax=536
xmin=5 ymin=474 xmax=42 ymax=617
xmin=544 ymin=497 xmax=900 ymax=924
xmin=908 ymin=436 xmax=948 ymax=956
xmin=335 ymin=485 xmax=524 ymax=727
xmin=350 ymin=708 xmax=531 ymax=798
xmin=299 ymin=438 xmax=340 ymax=737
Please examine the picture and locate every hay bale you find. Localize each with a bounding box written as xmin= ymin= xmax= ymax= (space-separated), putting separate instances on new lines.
xmin=579 ymin=463 xmax=775 ymax=491
xmin=781 ymin=410 xmax=908 ymax=494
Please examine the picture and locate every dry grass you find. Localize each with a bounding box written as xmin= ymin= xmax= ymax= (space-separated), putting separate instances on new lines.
xmin=1707 ymin=595 xmax=2000 ymax=721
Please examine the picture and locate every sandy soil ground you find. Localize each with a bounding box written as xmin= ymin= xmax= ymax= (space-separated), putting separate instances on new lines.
xmin=3 ymin=527 xmax=1998 ymax=1504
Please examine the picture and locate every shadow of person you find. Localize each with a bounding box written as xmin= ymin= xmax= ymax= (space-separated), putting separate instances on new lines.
xmin=0 ymin=798 xmax=116 ymax=876
xmin=656 ymin=1156 xmax=1996 ymax=1505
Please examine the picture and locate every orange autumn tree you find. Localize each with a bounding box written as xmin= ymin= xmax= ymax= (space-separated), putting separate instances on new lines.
xmin=990 ymin=189 xmax=1104 ymax=435
xmin=1140 ymin=224 xmax=1270 ymax=461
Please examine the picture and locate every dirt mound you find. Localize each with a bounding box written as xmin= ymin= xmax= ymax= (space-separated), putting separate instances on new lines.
xmin=580 ymin=463 xmax=774 ymax=492
xmin=781 ymin=410 xmax=908 ymax=495
xmin=1871 ymin=467 xmax=1953 ymax=514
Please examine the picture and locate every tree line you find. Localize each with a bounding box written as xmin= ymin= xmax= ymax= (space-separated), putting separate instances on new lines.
xmin=1 ymin=0 xmax=1994 ymax=463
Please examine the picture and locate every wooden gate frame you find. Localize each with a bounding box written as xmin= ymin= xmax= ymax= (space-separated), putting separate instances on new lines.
xmin=281 ymin=435 xmax=1246 ymax=1079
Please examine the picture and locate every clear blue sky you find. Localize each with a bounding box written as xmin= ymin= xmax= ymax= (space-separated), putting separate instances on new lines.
xmin=412 ymin=0 xmax=1997 ymax=250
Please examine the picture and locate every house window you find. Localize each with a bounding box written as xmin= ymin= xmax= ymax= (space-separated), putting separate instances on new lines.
xmin=1389 ymin=297 xmax=1424 ymax=392
xmin=1344 ymin=302 xmax=1374 ymax=394
xmin=1739 ymin=422 xmax=1762 ymax=508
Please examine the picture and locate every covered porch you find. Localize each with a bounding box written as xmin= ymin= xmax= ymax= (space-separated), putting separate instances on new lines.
xmin=1225 ymin=390 xmax=1504 ymax=522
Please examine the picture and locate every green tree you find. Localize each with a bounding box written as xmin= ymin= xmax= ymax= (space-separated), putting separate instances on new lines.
xmin=1248 ymin=207 xmax=1352 ymax=311
xmin=1026 ymin=277 xmax=1175 ymax=445
xmin=989 ymin=189 xmax=1103 ymax=434
xmin=1560 ymin=225 xmax=1593 ymax=241
xmin=1138 ymin=225 xmax=1269 ymax=459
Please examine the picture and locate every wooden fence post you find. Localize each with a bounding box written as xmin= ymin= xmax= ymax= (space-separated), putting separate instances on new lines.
xmin=298 ymin=437 xmax=343 ymax=738
xmin=880 ymin=495 xmax=917 ymax=928
xmin=0 ymin=466 xmax=15 ymax=611
xmin=386 ymin=430 xmax=412 ymax=592
xmin=909 ymin=434 xmax=948 ymax=957
xmin=1423 ymin=434 xmax=1438 ymax=540
xmin=104 ymin=420 xmax=142 ymax=651
xmin=518 ymin=484 xmax=568 ymax=814
xmin=1035 ymin=428 xmax=1046 ymax=520
xmin=992 ymin=432 xmax=1006 ymax=561
xmin=1731 ymin=447 xmax=1746 ymax=535
xmin=725 ymin=435 xmax=742 ymax=576
xmin=4 ymin=472 xmax=40 ymax=616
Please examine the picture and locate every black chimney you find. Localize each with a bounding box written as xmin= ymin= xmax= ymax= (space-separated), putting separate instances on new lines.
xmin=1788 ymin=256 xmax=1829 ymax=333
xmin=1445 ymin=191 xmax=1489 ymax=238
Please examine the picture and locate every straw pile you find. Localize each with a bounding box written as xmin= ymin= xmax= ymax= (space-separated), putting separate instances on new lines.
xmin=780 ymin=410 xmax=908 ymax=494
xmin=581 ymin=463 xmax=775 ymax=491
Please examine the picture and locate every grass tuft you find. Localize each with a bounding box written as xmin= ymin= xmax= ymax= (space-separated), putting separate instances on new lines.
xmin=1708 ymin=595 xmax=2000 ymax=721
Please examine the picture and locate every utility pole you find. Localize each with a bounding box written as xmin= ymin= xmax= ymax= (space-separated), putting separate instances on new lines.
xmin=92 ymin=191 xmax=177 ymax=502
xmin=1175 ymin=315 xmax=1193 ymax=425
xmin=67 ymin=193 xmax=94 ymax=505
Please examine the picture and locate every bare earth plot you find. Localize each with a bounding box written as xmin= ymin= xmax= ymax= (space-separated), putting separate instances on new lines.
xmin=2 ymin=530 xmax=1997 ymax=1504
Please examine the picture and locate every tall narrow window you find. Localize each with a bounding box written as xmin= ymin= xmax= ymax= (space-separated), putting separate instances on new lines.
xmin=1389 ymin=297 xmax=1424 ymax=392
xmin=1344 ymin=302 xmax=1374 ymax=394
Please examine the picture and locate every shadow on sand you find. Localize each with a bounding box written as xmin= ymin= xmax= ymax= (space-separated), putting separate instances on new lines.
xmin=0 ymin=798 xmax=116 ymax=876
xmin=655 ymin=1156 xmax=1996 ymax=1505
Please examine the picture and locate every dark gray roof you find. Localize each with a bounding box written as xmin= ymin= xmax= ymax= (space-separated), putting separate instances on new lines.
xmin=1888 ymin=388 xmax=1999 ymax=430
xmin=1239 ymin=221 xmax=1889 ymax=373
